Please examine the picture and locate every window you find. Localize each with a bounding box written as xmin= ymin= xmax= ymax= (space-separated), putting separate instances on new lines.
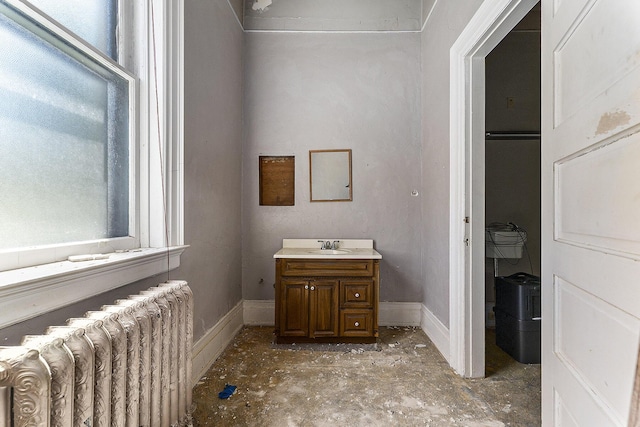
xmin=0 ymin=0 xmax=184 ymax=328
xmin=0 ymin=0 xmax=133 ymax=252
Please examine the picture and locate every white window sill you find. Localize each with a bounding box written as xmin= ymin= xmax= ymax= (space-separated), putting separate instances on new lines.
xmin=0 ymin=246 xmax=187 ymax=329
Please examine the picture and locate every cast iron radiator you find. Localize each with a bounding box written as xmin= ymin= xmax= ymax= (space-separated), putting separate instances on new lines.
xmin=0 ymin=280 xmax=193 ymax=427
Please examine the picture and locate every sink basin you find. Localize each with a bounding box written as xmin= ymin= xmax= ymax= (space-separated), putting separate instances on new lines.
xmin=308 ymin=249 xmax=352 ymax=255
xmin=274 ymin=240 xmax=381 ymax=259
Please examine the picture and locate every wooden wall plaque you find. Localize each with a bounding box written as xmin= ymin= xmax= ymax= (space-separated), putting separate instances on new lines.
xmin=259 ymin=156 xmax=295 ymax=206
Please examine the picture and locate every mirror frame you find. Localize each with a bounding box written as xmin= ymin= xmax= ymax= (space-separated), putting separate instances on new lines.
xmin=309 ymin=149 xmax=353 ymax=202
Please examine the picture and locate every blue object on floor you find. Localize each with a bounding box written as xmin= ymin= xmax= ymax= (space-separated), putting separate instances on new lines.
xmin=218 ymin=384 xmax=237 ymax=399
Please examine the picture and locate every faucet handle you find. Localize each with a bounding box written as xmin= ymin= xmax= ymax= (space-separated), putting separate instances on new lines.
xmin=318 ymin=240 xmax=330 ymax=249
xmin=331 ymin=240 xmax=340 ymax=250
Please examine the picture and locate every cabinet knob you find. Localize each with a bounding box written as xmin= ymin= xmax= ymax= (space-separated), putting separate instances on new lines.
xmin=310 ymin=286 xmax=315 ymax=291
xmin=354 ymin=293 xmax=360 ymax=298
xmin=354 ymin=322 xmax=360 ymax=327
xmin=305 ymin=285 xmax=309 ymax=290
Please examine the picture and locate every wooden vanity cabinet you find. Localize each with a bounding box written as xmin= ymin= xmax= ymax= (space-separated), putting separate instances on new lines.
xmin=279 ymin=278 xmax=339 ymax=338
xmin=275 ymin=258 xmax=379 ymax=343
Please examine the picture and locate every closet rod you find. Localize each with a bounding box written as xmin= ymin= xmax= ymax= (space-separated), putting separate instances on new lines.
xmin=485 ymin=131 xmax=540 ymax=140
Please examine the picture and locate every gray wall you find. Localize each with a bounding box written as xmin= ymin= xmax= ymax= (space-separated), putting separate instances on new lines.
xmin=181 ymin=0 xmax=244 ymax=341
xmin=244 ymin=0 xmax=422 ymax=31
xmin=485 ymin=31 xmax=541 ymax=132
xmin=485 ymin=140 xmax=540 ymax=279
xmin=419 ymin=0 xmax=485 ymax=328
xmin=242 ymin=31 xmax=423 ymax=303
xmin=0 ymin=0 xmax=244 ymax=345
xmin=229 ymin=0 xmax=244 ymax=24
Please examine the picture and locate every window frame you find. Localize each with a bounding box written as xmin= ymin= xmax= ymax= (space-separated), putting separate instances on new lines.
xmin=0 ymin=0 xmax=185 ymax=329
xmin=0 ymin=0 xmax=139 ymax=267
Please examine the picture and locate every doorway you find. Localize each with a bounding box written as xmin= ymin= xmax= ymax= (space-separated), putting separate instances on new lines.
xmin=448 ymin=0 xmax=539 ymax=378
xmin=484 ymin=4 xmax=541 ymax=372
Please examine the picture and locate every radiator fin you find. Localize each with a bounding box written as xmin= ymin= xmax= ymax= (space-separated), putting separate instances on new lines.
xmin=1 ymin=280 xmax=193 ymax=427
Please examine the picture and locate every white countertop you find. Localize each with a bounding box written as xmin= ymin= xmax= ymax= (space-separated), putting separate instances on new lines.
xmin=274 ymin=239 xmax=382 ymax=259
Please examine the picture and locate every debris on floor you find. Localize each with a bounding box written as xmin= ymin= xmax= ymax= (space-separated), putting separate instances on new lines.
xmin=218 ymin=384 xmax=237 ymax=399
xmin=192 ymin=326 xmax=540 ymax=426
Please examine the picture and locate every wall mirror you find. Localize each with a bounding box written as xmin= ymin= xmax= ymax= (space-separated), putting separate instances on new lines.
xmin=309 ymin=149 xmax=352 ymax=202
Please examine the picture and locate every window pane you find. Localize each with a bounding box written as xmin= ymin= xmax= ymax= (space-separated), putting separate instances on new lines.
xmin=26 ymin=0 xmax=118 ymax=59
xmin=0 ymin=7 xmax=129 ymax=250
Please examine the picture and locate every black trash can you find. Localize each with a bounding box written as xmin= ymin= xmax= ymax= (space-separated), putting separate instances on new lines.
xmin=494 ymin=272 xmax=541 ymax=364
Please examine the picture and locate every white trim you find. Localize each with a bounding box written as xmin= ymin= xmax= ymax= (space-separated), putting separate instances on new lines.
xmin=0 ymin=247 xmax=186 ymax=329
xmin=449 ymin=23 xmax=468 ymax=377
xmin=167 ymin=0 xmax=185 ymax=247
xmin=191 ymin=300 xmax=244 ymax=386
xmin=243 ymin=300 xmax=275 ymax=325
xmin=379 ymin=302 xmax=422 ymax=326
xmin=147 ymin=0 xmax=165 ymax=248
xmin=420 ymin=303 xmax=450 ymax=363
xmin=449 ymin=0 xmax=538 ymax=377
xmin=146 ymin=0 xmax=184 ymax=248
xmin=468 ymin=55 xmax=487 ymax=378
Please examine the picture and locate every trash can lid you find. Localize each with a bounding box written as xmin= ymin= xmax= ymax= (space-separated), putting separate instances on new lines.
xmin=504 ymin=272 xmax=540 ymax=286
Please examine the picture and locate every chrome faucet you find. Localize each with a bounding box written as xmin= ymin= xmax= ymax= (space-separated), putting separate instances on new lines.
xmin=317 ymin=240 xmax=340 ymax=250
xmin=318 ymin=240 xmax=332 ymax=250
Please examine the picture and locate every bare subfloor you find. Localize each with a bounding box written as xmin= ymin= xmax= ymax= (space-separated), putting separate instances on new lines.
xmin=192 ymin=326 xmax=540 ymax=426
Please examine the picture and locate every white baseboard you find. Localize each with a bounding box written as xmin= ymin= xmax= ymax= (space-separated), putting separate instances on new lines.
xmin=191 ymin=300 xmax=244 ymax=386
xmin=420 ymin=303 xmax=450 ymax=363
xmin=243 ymin=300 xmax=275 ymax=325
xmin=379 ymin=301 xmax=422 ymax=326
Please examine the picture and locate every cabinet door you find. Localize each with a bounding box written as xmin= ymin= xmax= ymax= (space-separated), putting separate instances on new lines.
xmin=279 ymin=279 xmax=309 ymax=337
xmin=309 ymin=279 xmax=339 ymax=338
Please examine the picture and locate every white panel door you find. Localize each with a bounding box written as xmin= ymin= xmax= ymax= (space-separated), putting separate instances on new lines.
xmin=542 ymin=0 xmax=640 ymax=425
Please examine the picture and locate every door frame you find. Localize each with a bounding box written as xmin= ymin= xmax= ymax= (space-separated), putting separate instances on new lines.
xmin=448 ymin=0 xmax=539 ymax=377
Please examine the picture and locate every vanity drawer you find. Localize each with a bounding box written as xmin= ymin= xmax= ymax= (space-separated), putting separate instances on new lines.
xmin=340 ymin=280 xmax=373 ymax=308
xmin=280 ymin=259 xmax=374 ymax=277
xmin=340 ymin=309 xmax=374 ymax=337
